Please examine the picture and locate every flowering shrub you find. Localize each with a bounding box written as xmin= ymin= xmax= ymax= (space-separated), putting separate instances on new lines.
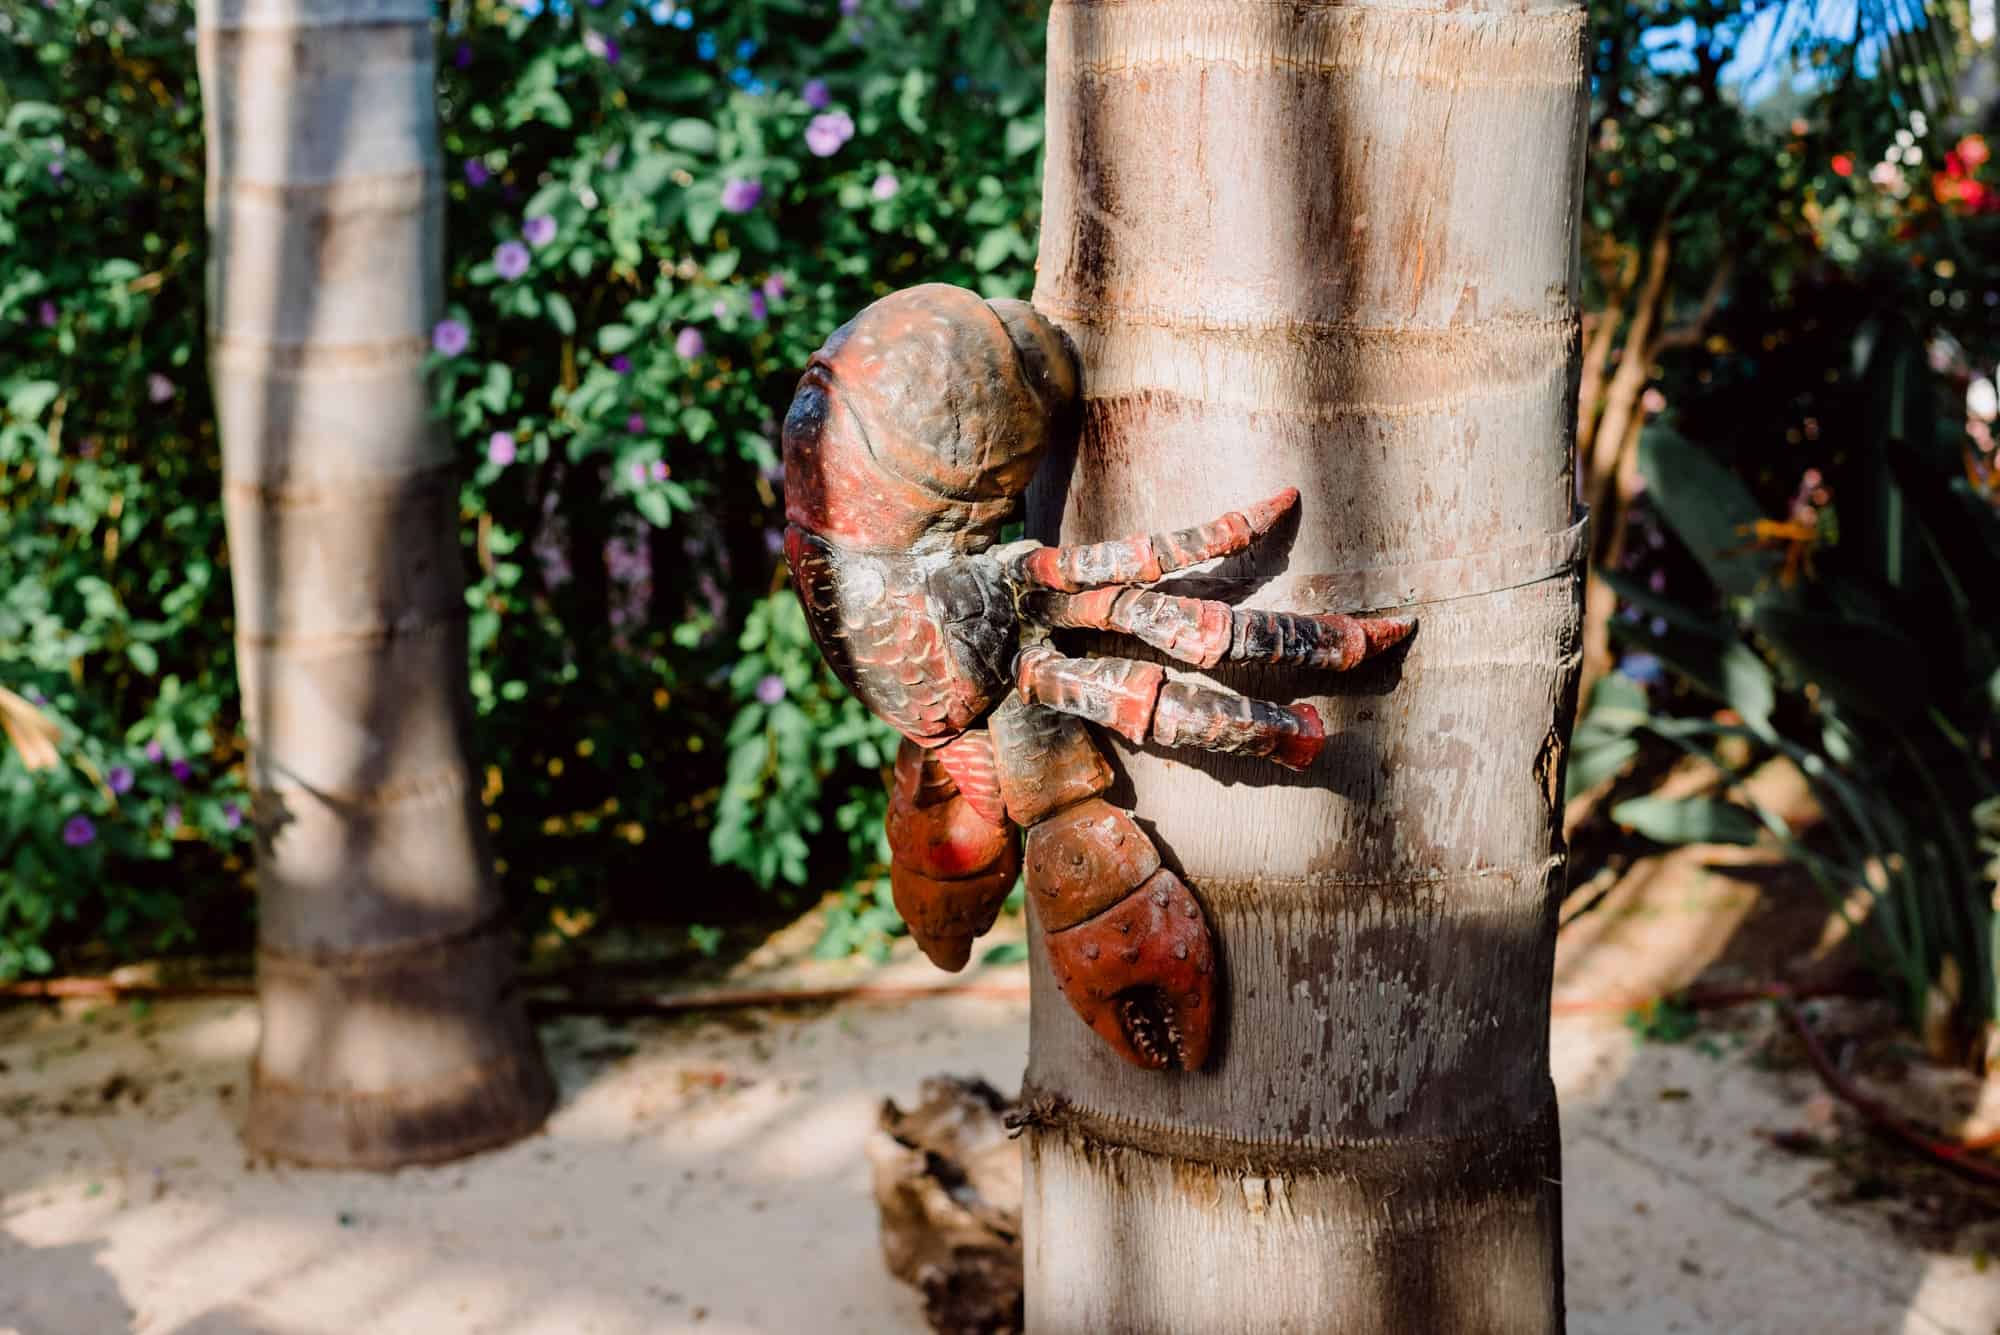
xmin=1 ymin=5 xmax=257 ymax=976
xmin=0 ymin=0 xmax=1050 ymax=975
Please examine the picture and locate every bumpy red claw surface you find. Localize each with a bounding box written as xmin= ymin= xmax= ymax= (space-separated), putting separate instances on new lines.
xmin=1044 ymin=871 xmax=1214 ymax=1072
xmin=779 ymin=284 xmax=1413 ymax=1073
xmin=885 ymin=739 xmax=1019 ymax=972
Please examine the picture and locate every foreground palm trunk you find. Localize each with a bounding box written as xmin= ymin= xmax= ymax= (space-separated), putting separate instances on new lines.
xmin=197 ymin=0 xmax=553 ymax=1167
xmin=1020 ymin=1 xmax=1587 ymax=1329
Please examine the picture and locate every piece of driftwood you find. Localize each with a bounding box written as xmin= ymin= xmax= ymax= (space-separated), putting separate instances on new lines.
xmin=866 ymin=1076 xmax=1025 ymax=1335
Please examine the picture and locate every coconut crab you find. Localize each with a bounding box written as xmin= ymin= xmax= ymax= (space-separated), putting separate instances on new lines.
xmin=781 ymin=284 xmax=1412 ymax=1070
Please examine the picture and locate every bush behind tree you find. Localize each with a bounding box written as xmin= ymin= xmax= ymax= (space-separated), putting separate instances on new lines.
xmin=0 ymin=0 xmax=1050 ymax=976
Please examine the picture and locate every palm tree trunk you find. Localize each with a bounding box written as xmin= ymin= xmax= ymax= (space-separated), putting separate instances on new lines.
xmin=1021 ymin=1 xmax=1587 ymax=1329
xmin=197 ymin=0 xmax=553 ymax=1168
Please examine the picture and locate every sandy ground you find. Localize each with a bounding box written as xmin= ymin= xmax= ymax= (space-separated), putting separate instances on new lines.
xmin=4 ymin=873 xmax=1997 ymax=1334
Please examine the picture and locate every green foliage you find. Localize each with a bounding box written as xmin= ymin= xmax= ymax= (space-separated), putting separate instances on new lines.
xmin=1625 ymin=996 xmax=1702 ymax=1045
xmin=0 ymin=0 xmax=1050 ymax=975
xmin=437 ymin=0 xmax=1049 ymax=946
xmin=1578 ymin=341 xmax=2000 ymax=1044
xmin=710 ymin=591 xmax=898 ymax=892
xmin=1 ymin=6 xmax=254 ymax=976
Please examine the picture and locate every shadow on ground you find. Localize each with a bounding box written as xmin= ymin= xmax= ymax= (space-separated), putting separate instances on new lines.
xmin=3 ymin=813 xmax=1997 ymax=1335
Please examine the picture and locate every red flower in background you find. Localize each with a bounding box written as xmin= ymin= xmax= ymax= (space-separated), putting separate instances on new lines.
xmin=1831 ymin=153 xmax=1855 ymax=177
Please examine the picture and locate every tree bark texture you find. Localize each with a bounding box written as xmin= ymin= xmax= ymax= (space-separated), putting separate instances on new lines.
xmin=1021 ymin=2 xmax=1587 ymax=1330
xmin=197 ymin=0 xmax=554 ymax=1167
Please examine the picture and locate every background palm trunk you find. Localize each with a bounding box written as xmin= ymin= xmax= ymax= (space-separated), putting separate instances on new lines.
xmin=197 ymin=0 xmax=553 ymax=1168
xmin=1021 ymin=1 xmax=1587 ymax=1329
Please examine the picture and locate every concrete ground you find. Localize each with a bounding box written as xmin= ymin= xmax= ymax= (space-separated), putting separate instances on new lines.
xmin=3 ymin=869 xmax=1997 ymax=1335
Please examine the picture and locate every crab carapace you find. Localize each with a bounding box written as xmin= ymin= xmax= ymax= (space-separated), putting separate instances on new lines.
xmin=780 ymin=283 xmax=1413 ymax=1070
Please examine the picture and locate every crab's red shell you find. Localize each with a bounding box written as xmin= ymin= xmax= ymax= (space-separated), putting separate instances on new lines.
xmin=781 ymin=283 xmax=1078 ymax=556
xmin=777 ymin=283 xmax=1415 ymax=1073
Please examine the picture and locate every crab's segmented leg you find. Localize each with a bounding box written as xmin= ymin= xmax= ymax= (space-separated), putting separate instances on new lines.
xmin=1027 ymin=586 xmax=1415 ymax=672
xmin=1013 ymin=645 xmax=1326 ymax=771
xmin=1009 ymin=488 xmax=1299 ymax=592
xmin=988 ymin=692 xmax=1216 ymax=1071
xmin=885 ymin=734 xmax=1019 ymax=971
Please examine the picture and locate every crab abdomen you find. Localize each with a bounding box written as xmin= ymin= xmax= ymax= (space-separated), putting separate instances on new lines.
xmin=784 ymin=525 xmax=1012 ymax=745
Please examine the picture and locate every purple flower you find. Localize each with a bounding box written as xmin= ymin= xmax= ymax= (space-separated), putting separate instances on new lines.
xmin=108 ymin=766 xmax=134 ymax=795
xmin=626 ymin=413 xmax=647 ymax=435
xmin=464 ymin=160 xmax=490 ymax=188
xmin=748 ymin=290 xmax=768 ymax=321
xmin=48 ymin=159 xmax=64 ymax=180
xmin=630 ymin=460 xmax=649 ymax=486
xmin=675 ymin=327 xmax=705 ymax=359
xmin=144 ymin=741 xmax=164 ymax=763
xmin=38 ymin=299 xmax=58 ymax=328
xmin=804 ymin=111 xmax=855 ymax=157
xmin=162 ymin=804 xmax=180 ymax=832
xmin=840 ymin=0 xmax=860 ymax=13
xmin=494 ymin=240 xmax=531 ymax=280
xmin=871 ymin=172 xmax=899 ymax=200
xmin=488 ymin=432 xmax=518 ymax=466
xmin=523 ymin=215 xmax=557 ymax=249
xmin=222 ymin=802 xmax=243 ymax=831
xmin=711 ymin=299 xmax=729 ymax=320
xmin=170 ymin=759 xmax=192 ymax=783
xmin=761 ymin=274 xmax=786 ymax=303
xmin=651 ymin=460 xmax=670 ymax=480
xmin=612 ymin=354 xmax=632 ymax=374
xmin=63 ymin=815 xmax=96 ymax=847
xmin=432 ymin=319 xmax=470 ymax=357
xmin=755 ymin=674 xmax=786 ymax=705
xmin=583 ymin=30 xmax=620 ymax=62
xmin=720 ymin=178 xmax=764 ymax=214
xmin=802 ymin=79 xmax=832 ymax=110
xmin=148 ymin=373 xmax=175 ymax=403
xmin=454 ymin=42 xmax=473 ymax=68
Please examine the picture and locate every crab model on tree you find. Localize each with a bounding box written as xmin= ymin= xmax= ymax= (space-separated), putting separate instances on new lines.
xmin=782 ymin=284 xmax=1413 ymax=1071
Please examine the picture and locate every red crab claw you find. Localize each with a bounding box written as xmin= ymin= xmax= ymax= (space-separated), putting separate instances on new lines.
xmin=885 ymin=740 xmax=1020 ymax=971
xmin=1026 ymin=798 xmax=1215 ymax=1071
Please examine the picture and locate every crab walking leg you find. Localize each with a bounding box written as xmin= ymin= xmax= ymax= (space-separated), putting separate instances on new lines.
xmin=1006 ymin=487 xmax=1300 ymax=592
xmin=884 ymin=735 xmax=1020 ymax=971
xmin=987 ymin=693 xmax=1217 ymax=1071
xmin=1027 ymin=586 xmax=1416 ymax=672
xmin=1013 ymin=645 xmax=1327 ymax=771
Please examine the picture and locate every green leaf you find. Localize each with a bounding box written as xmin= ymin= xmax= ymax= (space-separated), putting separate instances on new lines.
xmin=1576 ymin=670 xmax=1650 ymax=739
xmin=597 ymin=324 xmax=639 ymax=354
xmin=1747 ymin=597 xmax=1925 ymax=724
xmin=5 ymin=380 xmax=60 ymax=422
xmin=686 ymin=194 xmax=722 ymax=244
xmin=479 ymin=362 xmax=513 ymax=414
xmin=1566 ymin=737 xmax=1639 ymax=798
xmin=633 ymin=489 xmax=672 ymax=528
xmin=1611 ymin=796 xmax=1763 ymax=847
xmin=973 ymin=227 xmax=1016 ymax=272
xmin=1637 ymin=425 xmax=1778 ymax=600
xmin=981 ymin=941 xmax=1029 ymax=965
xmin=545 ymin=291 xmax=576 ymax=336
xmin=1004 ymin=118 xmax=1043 ymax=158
xmin=665 ymin=119 xmax=718 ymax=153
xmin=897 ymin=69 xmax=930 ymax=133
xmin=127 ymin=643 xmax=158 ymax=676
xmin=1611 ymin=618 xmax=1776 ymax=738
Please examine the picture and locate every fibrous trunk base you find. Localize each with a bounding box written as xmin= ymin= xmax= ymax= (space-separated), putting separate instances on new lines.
xmin=246 ymin=917 xmax=554 ymax=1170
xmin=1023 ymin=1101 xmax=1564 ymax=1335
